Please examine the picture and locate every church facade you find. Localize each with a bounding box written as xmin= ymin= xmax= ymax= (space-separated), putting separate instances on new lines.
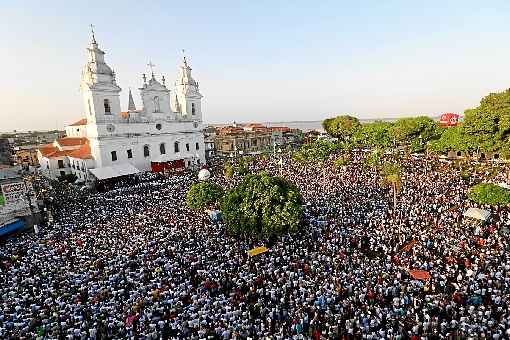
xmin=38 ymin=32 xmax=206 ymax=181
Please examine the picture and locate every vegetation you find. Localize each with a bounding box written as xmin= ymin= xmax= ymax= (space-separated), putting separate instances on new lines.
xmin=322 ymin=115 xmax=362 ymax=141
xmin=293 ymin=139 xmax=339 ymax=163
xmin=353 ymin=121 xmax=394 ymax=149
xmin=224 ymin=162 xmax=234 ymax=179
xmin=236 ymin=156 xmax=254 ymax=176
xmin=390 ymin=116 xmax=438 ymax=145
xmin=468 ymin=183 xmax=510 ymax=206
xmin=321 ymin=88 xmax=510 ymax=158
xmin=365 ymin=148 xmax=383 ymax=170
xmin=334 ymin=156 xmax=349 ymax=168
xmin=221 ymin=172 xmax=303 ymax=239
xmin=382 ymin=163 xmax=402 ymax=210
xmin=186 ymin=182 xmax=224 ymax=210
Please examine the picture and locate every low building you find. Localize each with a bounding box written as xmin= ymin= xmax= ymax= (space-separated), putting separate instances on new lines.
xmin=203 ymin=126 xmax=216 ymax=161
xmin=303 ymin=130 xmax=321 ymax=144
xmin=14 ymin=145 xmax=40 ymax=167
xmin=214 ymin=124 xmax=272 ymax=156
xmin=0 ymin=166 xmax=40 ymax=237
xmin=269 ymin=127 xmax=303 ymax=148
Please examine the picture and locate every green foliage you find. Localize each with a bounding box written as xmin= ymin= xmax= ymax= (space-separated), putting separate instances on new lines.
xmin=382 ymin=163 xmax=402 ymax=186
xmin=322 ymin=115 xmax=362 ymax=141
xmin=429 ymin=126 xmax=477 ymax=154
xmin=224 ymin=162 xmax=234 ymax=179
xmin=390 ymin=116 xmax=439 ymax=145
xmin=58 ymin=173 xmax=77 ymax=183
xmin=463 ymin=89 xmax=510 ymax=154
xmin=237 ymin=163 xmax=249 ymax=176
xmin=366 ymin=148 xmax=383 ymax=169
xmin=334 ymin=157 xmax=349 ymax=168
xmin=220 ymin=172 xmax=303 ymax=239
xmin=236 ymin=156 xmax=254 ymax=176
xmin=354 ymin=121 xmax=394 ymax=148
xmin=461 ymin=170 xmax=472 ymax=184
xmin=468 ymin=183 xmax=510 ymax=206
xmin=186 ymin=182 xmax=224 ymax=210
xmin=293 ymin=139 xmax=339 ymax=163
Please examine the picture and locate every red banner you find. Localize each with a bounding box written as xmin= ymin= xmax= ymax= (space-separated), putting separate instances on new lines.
xmin=151 ymin=159 xmax=185 ymax=173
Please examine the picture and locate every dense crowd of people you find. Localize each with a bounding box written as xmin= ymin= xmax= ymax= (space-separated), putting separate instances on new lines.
xmin=0 ymin=151 xmax=509 ymax=339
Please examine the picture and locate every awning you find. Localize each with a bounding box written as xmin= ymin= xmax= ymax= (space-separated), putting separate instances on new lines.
xmin=247 ymin=246 xmax=268 ymax=257
xmin=463 ymin=207 xmax=491 ymax=221
xmin=89 ymin=163 xmax=140 ymax=180
xmin=497 ymin=182 xmax=510 ymax=190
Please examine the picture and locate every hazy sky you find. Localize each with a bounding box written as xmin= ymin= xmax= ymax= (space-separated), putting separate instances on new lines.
xmin=1 ymin=0 xmax=510 ymax=131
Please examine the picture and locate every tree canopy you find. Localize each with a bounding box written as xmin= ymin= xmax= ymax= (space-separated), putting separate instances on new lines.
xmin=186 ymin=182 xmax=224 ymax=210
xmin=429 ymin=126 xmax=476 ymax=154
xmin=292 ymin=139 xmax=339 ymax=163
xmin=468 ymin=183 xmax=510 ymax=206
xmin=390 ymin=116 xmax=438 ymax=145
xmin=322 ymin=115 xmax=362 ymax=141
xmin=463 ymin=88 xmax=510 ymax=155
xmin=220 ymin=172 xmax=303 ymax=239
xmin=353 ymin=121 xmax=394 ymax=148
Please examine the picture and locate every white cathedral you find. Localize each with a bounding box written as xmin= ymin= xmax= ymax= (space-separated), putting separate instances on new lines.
xmin=38 ymin=31 xmax=206 ymax=181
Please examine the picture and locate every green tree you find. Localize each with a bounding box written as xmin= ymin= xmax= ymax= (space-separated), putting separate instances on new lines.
xmin=292 ymin=139 xmax=339 ymax=163
xmin=224 ymin=162 xmax=234 ymax=179
xmin=382 ymin=163 xmax=402 ymax=211
xmin=429 ymin=126 xmax=476 ymax=154
xmin=468 ymin=183 xmax=510 ymax=206
xmin=463 ymin=89 xmax=510 ymax=154
xmin=334 ymin=156 xmax=349 ymax=169
xmin=365 ymin=148 xmax=383 ymax=170
xmin=354 ymin=121 xmax=394 ymax=148
xmin=221 ymin=172 xmax=303 ymax=239
xmin=236 ymin=156 xmax=254 ymax=176
xmin=322 ymin=115 xmax=362 ymax=141
xmin=390 ymin=116 xmax=438 ymax=146
xmin=186 ymin=182 xmax=224 ymax=210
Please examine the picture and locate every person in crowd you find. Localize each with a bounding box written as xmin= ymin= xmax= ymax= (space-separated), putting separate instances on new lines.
xmin=0 ymin=152 xmax=508 ymax=339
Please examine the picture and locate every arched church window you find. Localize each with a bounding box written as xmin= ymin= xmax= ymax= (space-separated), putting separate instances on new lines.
xmin=191 ymin=103 xmax=196 ymax=115
xmin=153 ymin=96 xmax=160 ymax=113
xmin=144 ymin=145 xmax=150 ymax=157
xmin=160 ymin=143 xmax=166 ymax=155
xmin=174 ymin=142 xmax=180 ymax=153
xmin=104 ymin=99 xmax=111 ymax=114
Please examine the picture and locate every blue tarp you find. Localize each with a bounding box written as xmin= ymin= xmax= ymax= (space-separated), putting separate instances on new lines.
xmin=0 ymin=219 xmax=27 ymax=237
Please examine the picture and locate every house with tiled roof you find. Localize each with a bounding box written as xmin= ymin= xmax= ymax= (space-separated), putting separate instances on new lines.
xmin=38 ymin=29 xmax=206 ymax=181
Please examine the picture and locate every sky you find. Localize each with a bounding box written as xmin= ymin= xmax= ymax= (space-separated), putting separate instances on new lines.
xmin=1 ymin=0 xmax=510 ymax=132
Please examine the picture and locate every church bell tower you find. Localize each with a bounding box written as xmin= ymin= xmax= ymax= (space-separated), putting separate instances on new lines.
xmin=80 ymin=26 xmax=122 ymax=125
xmin=172 ymin=53 xmax=203 ymax=122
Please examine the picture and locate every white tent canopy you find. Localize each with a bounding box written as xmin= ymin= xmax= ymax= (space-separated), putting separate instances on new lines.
xmin=89 ymin=163 xmax=140 ymax=180
xmin=463 ymin=207 xmax=491 ymax=221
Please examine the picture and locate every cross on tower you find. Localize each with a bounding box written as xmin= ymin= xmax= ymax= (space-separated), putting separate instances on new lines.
xmin=181 ymin=49 xmax=187 ymax=64
xmin=147 ymin=61 xmax=156 ymax=79
xmin=90 ymin=24 xmax=96 ymax=43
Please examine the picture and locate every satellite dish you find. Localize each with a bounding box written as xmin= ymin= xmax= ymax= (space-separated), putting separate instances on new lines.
xmin=198 ymin=168 xmax=211 ymax=181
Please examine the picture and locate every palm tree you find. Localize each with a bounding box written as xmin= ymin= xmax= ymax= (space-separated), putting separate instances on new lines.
xmin=382 ymin=163 xmax=402 ymax=211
